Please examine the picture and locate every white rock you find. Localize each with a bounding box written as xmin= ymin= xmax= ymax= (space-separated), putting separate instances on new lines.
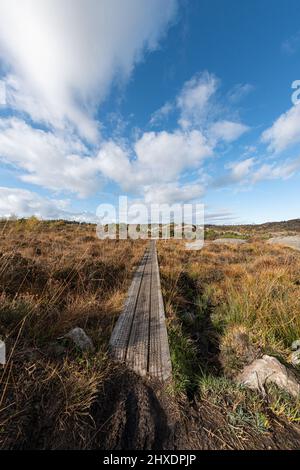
xmin=291 ymin=350 xmax=300 ymax=366
xmin=268 ymin=235 xmax=300 ymax=251
xmin=291 ymin=339 xmax=300 ymax=351
xmin=237 ymin=354 xmax=300 ymax=398
xmin=64 ymin=327 xmax=95 ymax=352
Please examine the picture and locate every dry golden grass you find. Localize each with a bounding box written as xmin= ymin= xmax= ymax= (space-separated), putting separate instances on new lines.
xmin=157 ymin=238 xmax=300 ymax=436
xmin=0 ymin=219 xmax=146 ymax=449
xmin=158 ymin=239 xmax=300 ymax=359
xmin=1 ymin=220 xmax=300 ymax=449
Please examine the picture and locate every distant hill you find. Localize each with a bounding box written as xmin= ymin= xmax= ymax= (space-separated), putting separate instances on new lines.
xmin=206 ymin=219 xmax=300 ymax=233
xmin=1 ymin=217 xmax=300 ymax=234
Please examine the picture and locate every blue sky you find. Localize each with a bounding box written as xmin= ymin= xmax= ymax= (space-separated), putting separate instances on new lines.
xmin=0 ymin=0 xmax=299 ymax=224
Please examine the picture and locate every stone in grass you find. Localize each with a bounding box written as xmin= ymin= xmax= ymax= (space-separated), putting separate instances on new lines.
xmin=291 ymin=339 xmax=300 ymax=351
xmin=290 ymin=340 xmax=300 ymax=366
xmin=291 ymin=350 xmax=300 ymax=366
xmin=237 ymin=354 xmax=300 ymax=398
xmin=64 ymin=327 xmax=95 ymax=352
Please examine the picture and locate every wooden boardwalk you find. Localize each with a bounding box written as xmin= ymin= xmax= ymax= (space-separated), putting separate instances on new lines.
xmin=109 ymin=241 xmax=172 ymax=381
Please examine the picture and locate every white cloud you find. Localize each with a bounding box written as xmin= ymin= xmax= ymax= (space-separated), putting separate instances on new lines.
xmin=261 ymin=105 xmax=300 ymax=153
xmin=134 ymin=130 xmax=212 ymax=182
xmin=115 ymin=182 xmax=205 ymax=224
xmin=143 ymin=182 xmax=204 ymax=205
xmin=214 ymin=157 xmax=255 ymax=187
xmin=97 ymin=141 xmax=132 ymax=186
xmin=149 ymin=102 xmax=173 ymax=126
xmin=151 ymin=72 xmax=248 ymax=145
xmin=177 ymin=71 xmax=218 ymax=129
xmin=0 ymin=13 xmax=250 ymax=211
xmin=227 ymin=83 xmax=254 ymax=103
xmin=0 ymin=119 xmax=213 ymax=201
xmin=229 ymin=158 xmax=255 ymax=180
xmin=252 ymin=157 xmax=300 ymax=183
xmin=106 ymin=130 xmax=211 ymax=187
xmin=205 ymin=210 xmax=239 ymax=224
xmin=3 ymin=74 xmax=84 ymax=136
xmin=0 ymin=118 xmax=104 ymax=197
xmin=0 ymin=0 xmax=177 ymax=141
xmin=96 ymin=69 xmax=250 ymax=204
xmin=0 ymin=186 xmax=239 ymax=225
xmin=209 ymin=120 xmax=249 ymax=143
xmin=0 ymin=187 xmax=100 ymax=221
xmin=0 ymin=80 xmax=6 ymax=105
xmin=215 ymin=154 xmax=300 ymax=189
xmin=97 ymin=130 xmax=212 ymax=201
xmin=0 ymin=186 xmax=69 ymax=219
xmin=0 ymin=2 xmax=262 ymax=216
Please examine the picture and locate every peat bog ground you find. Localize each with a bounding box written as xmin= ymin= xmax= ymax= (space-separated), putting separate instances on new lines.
xmin=0 ymin=219 xmax=300 ymax=449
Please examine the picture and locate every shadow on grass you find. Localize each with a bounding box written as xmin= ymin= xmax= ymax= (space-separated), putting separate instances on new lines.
xmin=167 ymin=271 xmax=221 ymax=398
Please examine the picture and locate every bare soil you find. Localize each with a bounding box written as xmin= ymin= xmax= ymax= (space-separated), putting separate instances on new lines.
xmin=91 ymin=368 xmax=300 ymax=450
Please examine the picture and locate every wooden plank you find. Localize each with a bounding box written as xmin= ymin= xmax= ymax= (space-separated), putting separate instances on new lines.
xmin=125 ymin=245 xmax=152 ymax=375
xmin=109 ymin=240 xmax=172 ymax=381
xmin=148 ymin=242 xmax=172 ymax=381
xmin=148 ymin=242 xmax=161 ymax=377
xmin=109 ymin=249 xmax=149 ymax=362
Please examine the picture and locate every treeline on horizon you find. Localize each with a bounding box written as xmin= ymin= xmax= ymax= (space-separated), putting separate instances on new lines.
xmin=1 ymin=215 xmax=300 ymax=233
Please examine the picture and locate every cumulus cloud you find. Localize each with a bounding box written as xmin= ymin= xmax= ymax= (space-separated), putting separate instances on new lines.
xmin=0 ymin=118 xmax=103 ymax=197
xmin=209 ymin=120 xmax=249 ymax=143
xmin=1 ymin=58 xmax=250 ymax=207
xmin=0 ymin=80 xmax=6 ymax=105
xmin=215 ymin=154 xmax=300 ymax=189
xmin=0 ymin=117 xmax=212 ymax=201
xmin=96 ymin=141 xmax=132 ymax=187
xmin=94 ymin=71 xmax=249 ymax=204
xmin=150 ymin=72 xmax=249 ymax=145
xmin=252 ymin=157 xmax=300 ymax=183
xmin=0 ymin=187 xmax=100 ymax=221
xmin=0 ymin=0 xmax=177 ymax=141
xmin=229 ymin=158 xmax=255 ymax=180
xmin=261 ymin=105 xmax=300 ymax=153
xmin=0 ymin=186 xmax=67 ymax=219
xmin=134 ymin=130 xmax=212 ymax=182
xmin=214 ymin=157 xmax=255 ymax=187
xmin=0 ymin=0 xmax=251 ymax=214
xmin=177 ymin=71 xmax=218 ymax=129
xmin=98 ymin=130 xmax=213 ymax=196
xmin=143 ymin=182 xmax=204 ymax=205
xmin=176 ymin=73 xmax=249 ymax=140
